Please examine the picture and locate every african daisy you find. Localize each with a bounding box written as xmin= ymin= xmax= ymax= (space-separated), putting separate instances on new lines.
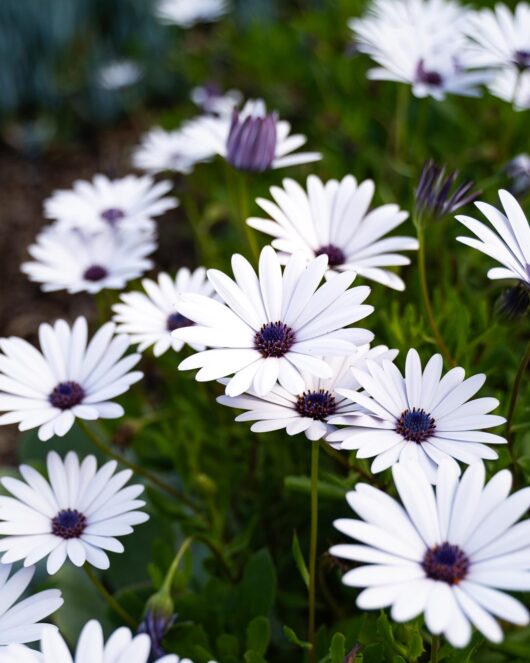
xmin=156 ymin=0 xmax=229 ymax=27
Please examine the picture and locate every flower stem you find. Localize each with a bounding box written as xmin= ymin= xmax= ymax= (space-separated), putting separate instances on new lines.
xmin=308 ymin=440 xmax=320 ymax=663
xmin=430 ymin=635 xmax=440 ymax=663
xmin=84 ymin=564 xmax=136 ymax=627
xmin=505 ymin=340 xmax=530 ymax=461
xmin=417 ymin=227 xmax=455 ymax=366
xmin=225 ymin=164 xmax=259 ymax=260
xmin=78 ymin=420 xmax=198 ymax=511
xmin=161 ymin=536 xmax=194 ymax=595
xmin=393 ymin=84 xmax=409 ymax=161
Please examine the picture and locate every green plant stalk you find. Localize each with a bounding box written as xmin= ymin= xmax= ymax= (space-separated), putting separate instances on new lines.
xmin=430 ymin=635 xmax=440 ymax=663
xmin=393 ymin=84 xmax=409 ymax=161
xmin=180 ymin=190 xmax=213 ymax=264
xmin=78 ymin=420 xmax=198 ymax=511
xmin=84 ymin=564 xmax=136 ymax=627
xmin=226 ymin=164 xmax=259 ymax=260
xmin=308 ymin=440 xmax=320 ymax=663
xmin=417 ymin=227 xmax=456 ymax=367
xmin=505 ymin=340 xmax=530 ymax=460
xmin=161 ymin=536 xmax=194 ymax=596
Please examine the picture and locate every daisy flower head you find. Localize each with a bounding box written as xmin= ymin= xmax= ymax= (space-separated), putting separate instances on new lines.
xmin=0 ymin=564 xmax=63 ymax=648
xmin=247 ymin=175 xmax=418 ymax=291
xmin=44 ymin=174 xmax=177 ymax=233
xmin=331 ymin=461 xmax=530 ymax=647
xmin=132 ymin=121 xmax=217 ymax=175
xmin=217 ymin=345 xmax=398 ymax=442
xmin=327 ymin=348 xmax=506 ymax=482
xmin=0 ymin=619 xmax=186 ymax=662
xmin=174 ymin=246 xmax=374 ymax=398
xmin=156 ymin=0 xmax=229 ymax=27
xmin=350 ymin=0 xmax=490 ymax=100
xmin=197 ymin=99 xmax=322 ymax=172
xmin=456 ymin=189 xmax=530 ymax=288
xmin=21 ymin=225 xmax=156 ymax=294
xmin=191 ymin=83 xmax=242 ymax=116
xmin=465 ymin=3 xmax=530 ymax=71
xmin=488 ymin=67 xmax=530 ymax=110
xmin=112 ymin=268 xmax=215 ymax=357
xmin=0 ymin=451 xmax=149 ymax=574
xmin=0 ymin=317 xmax=142 ymax=441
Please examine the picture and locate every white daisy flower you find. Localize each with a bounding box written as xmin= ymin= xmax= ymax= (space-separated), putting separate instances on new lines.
xmin=21 ymin=225 xmax=156 ymax=294
xmin=0 ymin=451 xmax=149 ymax=575
xmin=44 ymin=174 xmax=177 ymax=233
xmin=196 ymin=99 xmax=322 ymax=172
xmin=156 ymin=0 xmax=229 ymax=27
xmin=488 ymin=67 xmax=530 ymax=110
xmin=327 ymin=348 xmax=506 ymax=482
xmin=331 ymin=461 xmax=530 ymax=648
xmin=174 ymin=246 xmax=374 ymax=398
xmin=350 ymin=0 xmax=490 ymax=100
xmin=191 ymin=84 xmax=242 ymax=116
xmin=112 ymin=268 xmax=215 ymax=357
xmin=96 ymin=60 xmax=143 ymax=90
xmin=0 ymin=619 xmax=187 ymax=662
xmin=465 ymin=3 xmax=530 ymax=71
xmin=456 ymin=189 xmax=530 ymax=287
xmin=0 ymin=564 xmax=63 ymax=649
xmin=247 ymin=175 xmax=418 ymax=291
xmin=217 ymin=345 xmax=398 ymax=442
xmin=0 ymin=317 xmax=142 ymax=442
xmin=132 ymin=121 xmax=217 ymax=175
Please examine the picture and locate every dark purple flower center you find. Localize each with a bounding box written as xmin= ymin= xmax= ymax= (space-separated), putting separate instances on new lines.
xmin=416 ymin=60 xmax=443 ymax=87
xmin=515 ymin=50 xmax=530 ymax=70
xmin=49 ymin=381 xmax=85 ymax=410
xmin=101 ymin=207 xmax=125 ymax=224
xmin=51 ymin=508 xmax=87 ymax=539
xmin=395 ymin=407 xmax=436 ymax=443
xmin=296 ymin=389 xmax=337 ymax=420
xmin=315 ymin=244 xmax=346 ymax=267
xmin=83 ymin=265 xmax=108 ymax=281
xmin=422 ymin=542 xmax=470 ymax=585
xmin=167 ymin=312 xmax=193 ymax=331
xmin=254 ymin=321 xmax=295 ymax=358
xmin=226 ymin=110 xmax=277 ymax=172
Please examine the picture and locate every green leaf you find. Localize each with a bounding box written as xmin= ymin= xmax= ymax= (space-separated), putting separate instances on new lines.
xmin=330 ymin=632 xmax=346 ymax=663
xmin=246 ymin=616 xmax=270 ymax=655
xmin=292 ymin=530 xmax=309 ymax=589
xmin=284 ymin=475 xmax=346 ymax=500
xmin=230 ymin=550 xmax=277 ymax=634
xmin=283 ymin=625 xmax=312 ymax=650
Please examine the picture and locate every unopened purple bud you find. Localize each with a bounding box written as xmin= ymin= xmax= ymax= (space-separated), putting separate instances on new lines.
xmin=138 ymin=608 xmax=176 ymax=660
xmin=226 ymin=110 xmax=277 ymax=172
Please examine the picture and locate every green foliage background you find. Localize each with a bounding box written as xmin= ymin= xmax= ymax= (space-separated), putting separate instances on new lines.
xmin=1 ymin=0 xmax=529 ymax=661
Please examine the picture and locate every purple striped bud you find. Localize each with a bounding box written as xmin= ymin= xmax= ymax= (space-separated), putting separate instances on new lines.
xmin=226 ymin=109 xmax=277 ymax=172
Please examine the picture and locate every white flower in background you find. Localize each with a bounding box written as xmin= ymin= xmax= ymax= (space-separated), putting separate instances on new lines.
xmin=218 ymin=345 xmax=397 ymax=441
xmin=174 ymin=246 xmax=374 ymax=398
xmin=0 ymin=620 xmax=185 ymax=662
xmin=44 ymin=174 xmax=177 ymax=233
xmin=0 ymin=317 xmax=142 ymax=441
xmin=197 ymin=99 xmax=322 ymax=171
xmin=0 ymin=451 xmax=149 ymax=575
xmin=465 ymin=3 xmax=530 ymax=71
xmin=331 ymin=461 xmax=530 ymax=647
xmin=112 ymin=268 xmax=215 ymax=357
xmin=488 ymin=68 xmax=530 ymax=110
xmin=350 ymin=0 xmax=490 ymax=100
xmin=327 ymin=348 xmax=505 ymax=482
xmin=506 ymin=154 xmax=530 ymax=196
xmin=456 ymin=189 xmax=530 ymax=287
xmin=248 ymin=175 xmax=418 ymax=291
xmin=156 ymin=0 xmax=229 ymax=27
xmin=0 ymin=565 xmax=63 ymax=648
xmin=191 ymin=84 xmax=242 ymax=116
xmin=132 ymin=121 xmax=217 ymax=174
xmin=96 ymin=60 xmax=143 ymax=90
xmin=21 ymin=225 xmax=156 ymax=294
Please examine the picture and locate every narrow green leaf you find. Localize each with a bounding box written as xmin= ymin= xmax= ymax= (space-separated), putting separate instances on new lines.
xmin=292 ymin=530 xmax=309 ymax=589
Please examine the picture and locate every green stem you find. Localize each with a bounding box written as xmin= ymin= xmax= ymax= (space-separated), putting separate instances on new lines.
xmin=393 ymin=84 xmax=409 ymax=161
xmin=308 ymin=441 xmax=320 ymax=663
xmin=181 ymin=191 xmax=214 ymax=264
xmin=226 ymin=164 xmax=259 ymax=260
xmin=78 ymin=420 xmax=198 ymax=511
xmin=161 ymin=536 xmax=194 ymax=595
xmin=430 ymin=635 xmax=440 ymax=663
xmin=84 ymin=564 xmax=136 ymax=627
xmin=417 ymin=227 xmax=456 ymax=366
xmin=505 ymin=340 xmax=530 ymax=462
